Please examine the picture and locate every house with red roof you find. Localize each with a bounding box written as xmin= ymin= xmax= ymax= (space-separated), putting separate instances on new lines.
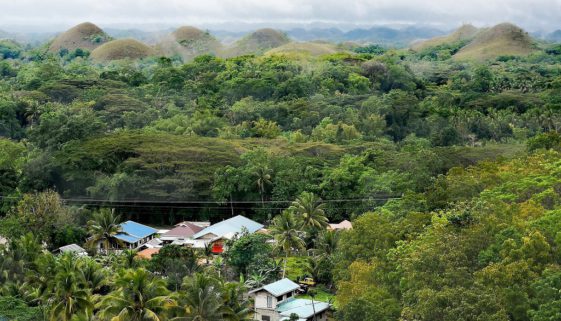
xmin=160 ymin=222 xmax=205 ymax=244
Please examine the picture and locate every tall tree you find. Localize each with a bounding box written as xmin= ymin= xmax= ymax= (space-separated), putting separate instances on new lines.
xmin=98 ymin=268 xmax=175 ymax=321
xmin=174 ymin=273 xmax=224 ymax=321
xmin=270 ymin=211 xmax=305 ymax=278
xmin=86 ymin=209 xmax=123 ymax=254
xmin=290 ymin=192 xmax=329 ymax=230
xmin=48 ymin=254 xmax=94 ymax=321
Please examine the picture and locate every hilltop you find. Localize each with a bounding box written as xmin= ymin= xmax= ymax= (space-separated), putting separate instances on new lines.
xmin=90 ymin=38 xmax=155 ymax=62
xmin=155 ymin=26 xmax=222 ymax=61
xmin=411 ymin=24 xmax=479 ymax=51
xmin=453 ymin=23 xmax=537 ymax=60
xmin=48 ymin=22 xmax=110 ymax=53
xmin=225 ymin=28 xmax=290 ymax=57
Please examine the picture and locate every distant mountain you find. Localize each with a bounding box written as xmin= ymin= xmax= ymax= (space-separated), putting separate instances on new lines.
xmin=285 ymin=26 xmax=446 ymax=47
xmin=0 ymin=29 xmax=11 ymax=39
xmin=546 ymin=30 xmax=561 ymax=43
xmin=104 ymin=28 xmax=171 ymax=45
xmin=411 ymin=24 xmax=479 ymax=51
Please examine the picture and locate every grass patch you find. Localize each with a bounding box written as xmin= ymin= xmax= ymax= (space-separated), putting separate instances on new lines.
xmin=297 ymin=287 xmax=339 ymax=309
xmin=284 ymin=256 xmax=309 ymax=280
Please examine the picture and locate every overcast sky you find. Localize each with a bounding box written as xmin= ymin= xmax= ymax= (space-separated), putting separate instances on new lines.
xmin=1 ymin=0 xmax=561 ymax=32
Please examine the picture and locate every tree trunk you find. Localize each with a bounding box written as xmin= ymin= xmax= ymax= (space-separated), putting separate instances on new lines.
xmin=283 ymin=253 xmax=288 ymax=278
xmin=230 ymin=193 xmax=234 ymax=217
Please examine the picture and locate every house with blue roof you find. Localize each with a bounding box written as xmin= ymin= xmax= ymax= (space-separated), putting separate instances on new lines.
xmin=96 ymin=220 xmax=158 ymax=251
xmin=191 ymin=215 xmax=264 ymax=253
xmin=249 ymin=279 xmax=329 ymax=321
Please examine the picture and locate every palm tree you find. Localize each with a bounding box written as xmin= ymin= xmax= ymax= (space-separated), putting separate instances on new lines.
xmin=270 ymin=211 xmax=305 ymax=278
xmin=98 ymin=268 xmax=175 ymax=321
xmin=222 ymin=282 xmax=252 ymax=321
xmin=289 ymin=192 xmax=328 ymax=230
xmin=48 ymin=254 xmax=94 ymax=321
xmin=314 ymin=230 xmax=340 ymax=257
xmin=244 ymin=272 xmax=267 ymax=290
xmin=121 ymin=249 xmax=138 ymax=268
xmin=86 ymin=209 xmax=123 ymax=254
xmin=77 ymin=258 xmax=106 ymax=294
xmin=253 ymin=166 xmax=272 ymax=208
xmin=174 ymin=273 xmax=224 ymax=321
xmin=202 ymin=243 xmax=213 ymax=265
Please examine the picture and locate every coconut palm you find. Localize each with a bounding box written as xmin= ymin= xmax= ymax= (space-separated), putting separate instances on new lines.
xmin=270 ymin=211 xmax=305 ymax=278
xmin=289 ymin=192 xmax=328 ymax=230
xmin=174 ymin=273 xmax=224 ymax=321
xmin=48 ymin=254 xmax=94 ymax=321
xmin=77 ymin=258 xmax=106 ymax=294
xmin=222 ymin=282 xmax=252 ymax=321
xmin=244 ymin=272 xmax=267 ymax=289
xmin=313 ymin=230 xmax=340 ymax=257
xmin=253 ymin=165 xmax=272 ymax=208
xmin=86 ymin=209 xmax=123 ymax=254
xmin=98 ymin=268 xmax=175 ymax=321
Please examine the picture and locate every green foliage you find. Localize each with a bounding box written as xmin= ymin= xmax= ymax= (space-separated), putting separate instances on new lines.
xmin=226 ymin=231 xmax=272 ymax=276
xmin=0 ymin=296 xmax=42 ymax=321
xmin=149 ymin=245 xmax=200 ymax=290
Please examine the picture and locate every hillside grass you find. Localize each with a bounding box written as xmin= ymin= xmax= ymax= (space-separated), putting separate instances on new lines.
xmin=453 ymin=23 xmax=538 ymax=61
xmin=49 ymin=22 xmax=110 ymax=53
xmin=90 ymin=38 xmax=155 ymax=62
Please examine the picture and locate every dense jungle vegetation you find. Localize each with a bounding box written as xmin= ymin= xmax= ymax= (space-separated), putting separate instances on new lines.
xmin=3 ymin=37 xmax=561 ymax=320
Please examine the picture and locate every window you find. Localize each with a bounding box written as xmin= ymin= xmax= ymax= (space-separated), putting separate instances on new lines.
xmin=266 ymin=296 xmax=273 ymax=308
xmin=261 ymin=316 xmax=270 ymax=321
xmin=287 ymin=291 xmax=293 ymax=298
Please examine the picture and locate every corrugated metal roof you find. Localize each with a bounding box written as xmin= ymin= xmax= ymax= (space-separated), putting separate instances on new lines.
xmin=57 ymin=243 xmax=87 ymax=254
xmin=115 ymin=233 xmax=139 ymax=243
xmin=192 ymin=215 xmax=264 ymax=239
xmin=162 ymin=223 xmax=204 ymax=238
xmin=263 ymin=278 xmax=300 ymax=297
xmin=115 ymin=221 xmax=157 ymax=244
xmin=277 ymin=298 xmax=330 ymax=319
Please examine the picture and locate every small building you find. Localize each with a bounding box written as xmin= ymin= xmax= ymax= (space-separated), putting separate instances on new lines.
xmin=328 ymin=220 xmax=353 ymax=231
xmin=175 ymin=221 xmax=211 ymax=228
xmin=160 ymin=222 xmax=204 ymax=244
xmin=109 ymin=221 xmax=158 ymax=250
xmin=249 ymin=279 xmax=329 ymax=321
xmin=136 ymin=248 xmax=160 ymax=260
xmin=192 ymin=215 xmax=264 ymax=254
xmin=54 ymin=244 xmax=88 ymax=256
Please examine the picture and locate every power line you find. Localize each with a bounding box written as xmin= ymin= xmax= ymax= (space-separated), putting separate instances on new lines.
xmin=0 ymin=195 xmax=402 ymax=204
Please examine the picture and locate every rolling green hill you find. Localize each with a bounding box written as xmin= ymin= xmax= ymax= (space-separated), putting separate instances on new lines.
xmin=90 ymin=38 xmax=155 ymax=62
xmin=225 ymin=28 xmax=290 ymax=57
xmin=48 ymin=22 xmax=111 ymax=53
xmin=411 ymin=24 xmax=479 ymax=51
xmin=453 ymin=23 xmax=537 ymax=60
xmin=155 ymin=26 xmax=223 ymax=61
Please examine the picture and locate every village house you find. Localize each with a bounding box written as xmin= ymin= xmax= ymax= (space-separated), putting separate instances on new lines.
xmin=160 ymin=221 xmax=205 ymax=244
xmin=328 ymin=220 xmax=353 ymax=231
xmin=54 ymin=243 xmax=88 ymax=256
xmin=94 ymin=220 xmax=158 ymax=251
xmin=249 ymin=279 xmax=330 ymax=321
xmin=188 ymin=215 xmax=265 ymax=253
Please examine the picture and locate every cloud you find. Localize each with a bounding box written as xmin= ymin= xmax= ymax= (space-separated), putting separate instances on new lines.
xmin=1 ymin=0 xmax=561 ymax=31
